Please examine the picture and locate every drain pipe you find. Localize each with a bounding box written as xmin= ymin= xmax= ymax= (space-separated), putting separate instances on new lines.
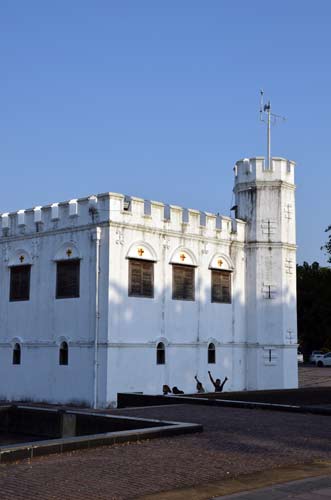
xmin=93 ymin=227 xmax=101 ymax=409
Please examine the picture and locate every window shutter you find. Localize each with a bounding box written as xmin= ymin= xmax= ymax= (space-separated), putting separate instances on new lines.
xmin=141 ymin=262 xmax=154 ymax=297
xmin=10 ymin=265 xmax=31 ymax=301
xmin=129 ymin=260 xmax=154 ymax=298
xmin=130 ymin=261 xmax=143 ymax=296
xmin=221 ymin=272 xmax=231 ymax=303
xmin=172 ymin=265 xmax=195 ymax=301
xmin=56 ymin=260 xmax=80 ymax=299
xmin=211 ymin=271 xmax=222 ymax=303
xmin=211 ymin=270 xmax=231 ymax=303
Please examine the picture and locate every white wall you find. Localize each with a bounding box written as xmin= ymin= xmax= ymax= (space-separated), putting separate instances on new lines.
xmin=0 ymin=156 xmax=298 ymax=407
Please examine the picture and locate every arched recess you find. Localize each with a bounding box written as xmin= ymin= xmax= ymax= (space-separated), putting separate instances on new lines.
xmin=56 ymin=335 xmax=70 ymax=347
xmin=8 ymin=249 xmax=32 ymax=267
xmin=10 ymin=336 xmax=23 ymax=348
xmin=126 ymin=241 xmax=158 ymax=262
xmin=59 ymin=341 xmax=69 ymax=366
xmin=54 ymin=242 xmax=81 ymax=261
xmin=209 ymin=253 xmax=234 ymax=271
xmin=207 ymin=342 xmax=216 ymax=364
xmin=169 ymin=247 xmax=198 ymax=267
xmin=155 ymin=338 xmax=168 ymax=365
xmin=154 ymin=336 xmax=169 ymax=347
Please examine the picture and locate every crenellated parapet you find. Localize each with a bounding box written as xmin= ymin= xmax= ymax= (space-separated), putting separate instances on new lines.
xmin=234 ymin=157 xmax=295 ymax=187
xmin=0 ymin=192 xmax=245 ymax=242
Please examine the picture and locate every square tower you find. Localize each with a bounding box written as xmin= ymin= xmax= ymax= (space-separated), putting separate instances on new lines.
xmin=234 ymin=157 xmax=298 ymax=389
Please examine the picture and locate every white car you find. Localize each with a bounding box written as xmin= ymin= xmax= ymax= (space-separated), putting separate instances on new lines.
xmin=297 ymin=351 xmax=304 ymax=363
xmin=316 ymin=352 xmax=331 ymax=367
xmin=309 ymin=351 xmax=324 ymax=363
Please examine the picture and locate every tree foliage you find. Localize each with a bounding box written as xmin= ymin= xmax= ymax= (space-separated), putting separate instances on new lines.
xmin=321 ymin=225 xmax=331 ymax=263
xmin=297 ymin=262 xmax=331 ymax=357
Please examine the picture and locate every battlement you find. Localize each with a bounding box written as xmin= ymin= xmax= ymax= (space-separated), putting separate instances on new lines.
xmin=0 ymin=192 xmax=245 ymax=242
xmin=234 ymin=157 xmax=296 ymax=186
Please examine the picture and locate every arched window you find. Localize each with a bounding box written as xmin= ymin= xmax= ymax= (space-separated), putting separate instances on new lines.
xmin=208 ymin=343 xmax=216 ymax=364
xmin=13 ymin=343 xmax=21 ymax=365
xmin=59 ymin=341 xmax=69 ymax=366
xmin=156 ymin=342 xmax=165 ymax=365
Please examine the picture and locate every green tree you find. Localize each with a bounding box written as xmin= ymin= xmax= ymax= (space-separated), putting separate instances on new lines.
xmin=297 ymin=262 xmax=331 ymax=358
xmin=321 ymin=226 xmax=331 ymax=263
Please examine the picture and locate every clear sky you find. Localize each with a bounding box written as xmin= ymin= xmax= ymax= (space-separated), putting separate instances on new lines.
xmin=0 ymin=1 xmax=330 ymax=265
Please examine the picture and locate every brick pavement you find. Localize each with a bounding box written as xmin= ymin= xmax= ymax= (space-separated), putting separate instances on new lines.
xmin=1 ymin=403 xmax=331 ymax=499
xmin=215 ymin=475 xmax=331 ymax=499
xmin=0 ymin=366 xmax=331 ymax=499
xmin=299 ymin=365 xmax=331 ymax=388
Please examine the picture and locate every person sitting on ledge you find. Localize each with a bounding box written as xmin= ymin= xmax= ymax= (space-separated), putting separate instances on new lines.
xmin=163 ymin=384 xmax=172 ymax=395
xmin=172 ymin=386 xmax=184 ymax=395
xmin=194 ymin=375 xmax=205 ymax=393
xmin=208 ymin=371 xmax=228 ymax=392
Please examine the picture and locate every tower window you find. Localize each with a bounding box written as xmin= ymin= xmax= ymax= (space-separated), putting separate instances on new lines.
xmin=56 ymin=260 xmax=80 ymax=299
xmin=156 ymin=342 xmax=165 ymax=365
xmin=13 ymin=343 xmax=21 ymax=365
xmin=59 ymin=341 xmax=68 ymax=365
xmin=211 ymin=270 xmax=231 ymax=303
xmin=172 ymin=265 xmax=195 ymax=301
xmin=10 ymin=265 xmax=31 ymax=301
xmin=128 ymin=259 xmax=154 ymax=298
xmin=208 ymin=343 xmax=216 ymax=364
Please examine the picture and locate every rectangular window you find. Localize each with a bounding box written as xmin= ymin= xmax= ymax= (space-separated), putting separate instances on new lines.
xmin=56 ymin=260 xmax=80 ymax=299
xmin=172 ymin=265 xmax=195 ymax=301
xmin=128 ymin=259 xmax=154 ymax=298
xmin=10 ymin=265 xmax=31 ymax=301
xmin=211 ymin=270 xmax=231 ymax=303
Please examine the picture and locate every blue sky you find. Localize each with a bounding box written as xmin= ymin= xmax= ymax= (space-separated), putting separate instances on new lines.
xmin=0 ymin=1 xmax=330 ymax=264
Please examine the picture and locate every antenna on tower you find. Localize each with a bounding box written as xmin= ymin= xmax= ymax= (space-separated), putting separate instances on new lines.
xmin=259 ymin=89 xmax=286 ymax=169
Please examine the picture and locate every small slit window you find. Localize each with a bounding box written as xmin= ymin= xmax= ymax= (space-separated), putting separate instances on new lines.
xmin=211 ymin=270 xmax=231 ymax=303
xmin=172 ymin=265 xmax=195 ymax=301
xmin=128 ymin=259 xmax=154 ymax=298
xmin=59 ymin=341 xmax=68 ymax=366
xmin=56 ymin=260 xmax=80 ymax=299
xmin=10 ymin=265 xmax=31 ymax=301
xmin=208 ymin=343 xmax=216 ymax=364
xmin=156 ymin=342 xmax=165 ymax=365
xmin=13 ymin=343 xmax=21 ymax=365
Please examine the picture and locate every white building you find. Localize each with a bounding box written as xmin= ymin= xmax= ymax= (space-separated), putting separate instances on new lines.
xmin=0 ymin=157 xmax=298 ymax=407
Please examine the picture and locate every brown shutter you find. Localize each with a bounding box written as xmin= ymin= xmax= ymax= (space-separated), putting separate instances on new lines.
xmin=129 ymin=260 xmax=154 ymax=297
xmin=141 ymin=261 xmax=154 ymax=297
xmin=129 ymin=260 xmax=143 ymax=296
xmin=10 ymin=265 xmax=31 ymax=301
xmin=56 ymin=260 xmax=80 ymax=299
xmin=211 ymin=270 xmax=222 ymax=303
xmin=221 ymin=272 xmax=231 ymax=303
xmin=172 ymin=265 xmax=195 ymax=300
xmin=212 ymin=270 xmax=231 ymax=303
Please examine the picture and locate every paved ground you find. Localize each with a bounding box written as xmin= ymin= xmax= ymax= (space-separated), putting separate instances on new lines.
xmin=1 ymin=403 xmax=331 ymax=499
xmin=299 ymin=365 xmax=331 ymax=388
xmin=0 ymin=366 xmax=330 ymax=500
xmin=216 ymin=475 xmax=331 ymax=499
